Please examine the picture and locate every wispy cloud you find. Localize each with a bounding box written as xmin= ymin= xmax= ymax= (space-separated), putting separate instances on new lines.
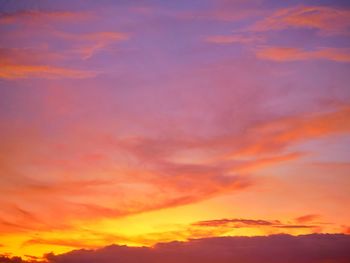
xmin=295 ymin=214 xmax=320 ymax=224
xmin=250 ymin=5 xmax=350 ymax=35
xmin=0 ymin=10 xmax=92 ymax=25
xmin=205 ymin=34 xmax=264 ymax=45
xmin=256 ymin=47 xmax=350 ymax=62
xmin=193 ymin=217 xmax=318 ymax=230
xmin=0 ymin=48 xmax=97 ymax=79
xmin=0 ymin=63 xmax=97 ymax=79
xmin=56 ymin=31 xmax=130 ymax=59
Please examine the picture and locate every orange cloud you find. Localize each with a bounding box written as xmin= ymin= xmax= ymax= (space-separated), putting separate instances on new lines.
xmin=231 ymin=152 xmax=303 ymax=172
xmin=0 ymin=145 xmax=252 ymax=233
xmin=343 ymin=226 xmax=350 ymax=234
xmin=295 ymin=214 xmax=320 ymax=224
xmin=251 ymin=5 xmax=350 ymax=35
xmin=0 ymin=105 xmax=348 ymax=235
xmin=256 ymin=47 xmax=350 ymax=62
xmin=19 ymin=215 xmax=324 ymax=253
xmin=24 ymin=238 xmax=104 ymax=250
xmin=0 ymin=94 xmax=348 ymax=242
xmin=235 ymin=106 xmax=350 ymax=156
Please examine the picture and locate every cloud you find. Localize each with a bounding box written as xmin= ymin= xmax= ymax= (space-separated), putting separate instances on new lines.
xmin=192 ymin=217 xmax=319 ymax=231
xmin=0 ymin=255 xmax=28 ymax=263
xmin=295 ymin=214 xmax=320 ymax=224
xmin=0 ymin=10 xmax=92 ymax=25
xmin=205 ymin=34 xmax=264 ymax=45
xmin=0 ymin=48 xmax=97 ymax=79
xmin=236 ymin=106 xmax=350 ymax=156
xmin=343 ymin=226 xmax=350 ymax=234
xmin=180 ymin=0 xmax=264 ymax=22
xmin=25 ymin=234 xmax=350 ymax=263
xmin=231 ymin=152 xmax=303 ymax=172
xmin=0 ymin=147 xmax=252 ymax=233
xmin=256 ymin=47 xmax=350 ymax=62
xmin=1 ymin=103 xmax=349 ymax=234
xmin=0 ymin=63 xmax=97 ymax=79
xmin=183 ymin=9 xmax=260 ymax=22
xmin=250 ymin=5 xmax=350 ymax=35
xmin=276 ymin=225 xmax=314 ymax=229
xmin=23 ymin=238 xmax=104 ymax=250
xmin=193 ymin=218 xmax=275 ymax=227
xmin=19 ymin=215 xmax=329 ymax=252
xmin=56 ymin=31 xmax=130 ymax=59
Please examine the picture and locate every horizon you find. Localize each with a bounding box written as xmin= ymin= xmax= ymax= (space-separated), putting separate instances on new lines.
xmin=1 ymin=0 xmax=350 ymax=262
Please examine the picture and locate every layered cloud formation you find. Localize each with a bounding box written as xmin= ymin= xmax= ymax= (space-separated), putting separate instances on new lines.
xmin=0 ymin=0 xmax=350 ymax=259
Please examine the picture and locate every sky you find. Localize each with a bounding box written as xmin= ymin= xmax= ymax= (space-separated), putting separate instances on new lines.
xmin=0 ymin=0 xmax=350 ymax=261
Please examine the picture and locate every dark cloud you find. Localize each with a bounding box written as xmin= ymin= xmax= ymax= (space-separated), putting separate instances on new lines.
xmin=192 ymin=217 xmax=318 ymax=230
xmin=2 ymin=234 xmax=342 ymax=263
xmin=2 ymin=234 xmax=350 ymax=262
xmin=0 ymin=255 xmax=26 ymax=263
xmin=275 ymin=225 xmax=314 ymax=229
xmin=193 ymin=218 xmax=275 ymax=227
xmin=45 ymin=234 xmax=350 ymax=263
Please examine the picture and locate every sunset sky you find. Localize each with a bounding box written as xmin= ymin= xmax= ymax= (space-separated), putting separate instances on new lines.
xmin=0 ymin=0 xmax=350 ymax=261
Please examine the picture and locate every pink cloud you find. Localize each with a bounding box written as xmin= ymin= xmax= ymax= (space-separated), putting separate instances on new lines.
xmin=256 ymin=47 xmax=350 ymax=62
xmin=250 ymin=5 xmax=350 ymax=35
xmin=0 ymin=10 xmax=92 ymax=25
xmin=205 ymin=34 xmax=264 ymax=45
xmin=57 ymin=31 xmax=130 ymax=59
xmin=0 ymin=63 xmax=97 ymax=79
xmin=0 ymin=48 xmax=97 ymax=79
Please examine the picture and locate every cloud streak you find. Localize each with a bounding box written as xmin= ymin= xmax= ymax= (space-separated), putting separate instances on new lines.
xmin=250 ymin=5 xmax=350 ymax=35
xmin=0 ymin=48 xmax=97 ymax=79
xmin=205 ymin=34 xmax=264 ymax=45
xmin=56 ymin=31 xmax=130 ymax=59
xmin=0 ymin=10 xmax=92 ymax=25
xmin=0 ymin=63 xmax=97 ymax=79
xmin=256 ymin=47 xmax=350 ymax=62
